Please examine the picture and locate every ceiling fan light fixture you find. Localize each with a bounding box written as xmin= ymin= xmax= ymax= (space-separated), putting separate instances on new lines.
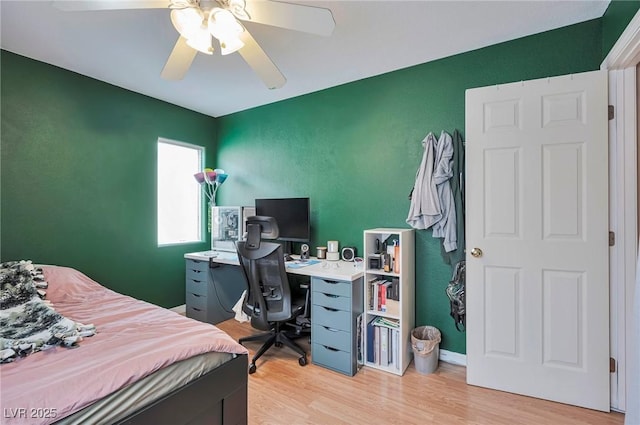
xmin=226 ymin=0 xmax=250 ymax=21
xmin=170 ymin=7 xmax=204 ymax=40
xmin=208 ymin=8 xmax=244 ymax=42
xmin=219 ymin=37 xmax=244 ymax=55
xmin=186 ymin=29 xmax=214 ymax=55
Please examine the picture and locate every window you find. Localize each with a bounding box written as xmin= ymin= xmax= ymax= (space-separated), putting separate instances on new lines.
xmin=157 ymin=138 xmax=203 ymax=246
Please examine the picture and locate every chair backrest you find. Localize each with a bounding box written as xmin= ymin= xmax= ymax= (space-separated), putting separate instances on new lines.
xmin=236 ymin=217 xmax=294 ymax=331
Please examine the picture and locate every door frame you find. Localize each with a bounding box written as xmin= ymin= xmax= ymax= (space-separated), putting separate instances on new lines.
xmin=601 ymin=9 xmax=640 ymax=412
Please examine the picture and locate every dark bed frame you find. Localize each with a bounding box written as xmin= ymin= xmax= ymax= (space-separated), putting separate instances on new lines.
xmin=115 ymin=354 xmax=248 ymax=425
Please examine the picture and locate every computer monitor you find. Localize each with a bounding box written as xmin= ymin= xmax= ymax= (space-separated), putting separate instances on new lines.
xmin=254 ymin=197 xmax=310 ymax=244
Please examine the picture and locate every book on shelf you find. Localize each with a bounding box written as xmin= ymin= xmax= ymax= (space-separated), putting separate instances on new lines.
xmin=386 ymin=299 xmax=399 ymax=316
xmin=367 ymin=277 xmax=378 ymax=311
xmin=380 ymin=326 xmax=389 ymax=366
xmin=369 ymin=277 xmax=401 ymax=313
xmin=388 ymin=327 xmax=393 ymax=366
xmin=391 ymin=277 xmax=399 ymax=301
xmin=380 ymin=281 xmax=392 ymax=312
xmin=392 ymin=328 xmax=400 ymax=370
xmin=366 ymin=316 xmax=401 ymax=367
xmin=372 ymin=316 xmax=399 ymax=328
xmin=374 ymin=325 xmax=380 ymax=364
xmin=366 ymin=317 xmax=375 ymax=364
xmin=356 ymin=313 xmax=363 ymax=366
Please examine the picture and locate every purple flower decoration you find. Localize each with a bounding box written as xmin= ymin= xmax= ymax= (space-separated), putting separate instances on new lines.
xmin=193 ymin=172 xmax=205 ymax=184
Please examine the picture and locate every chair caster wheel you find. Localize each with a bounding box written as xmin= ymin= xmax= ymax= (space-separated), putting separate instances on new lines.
xmin=248 ymin=363 xmax=256 ymax=374
xmin=275 ymin=341 xmax=283 ymax=348
xmin=299 ymin=356 xmax=307 ymax=366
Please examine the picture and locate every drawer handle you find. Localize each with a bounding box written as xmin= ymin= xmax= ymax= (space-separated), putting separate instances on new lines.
xmin=191 ymin=279 xmax=203 ymax=284
xmin=323 ymin=345 xmax=339 ymax=352
xmin=190 ymin=270 xmax=203 ymax=274
xmin=322 ymin=326 xmax=339 ymax=332
xmin=191 ymin=307 xmax=202 ymax=312
xmin=322 ymin=293 xmax=339 ymax=298
xmin=192 ymin=294 xmax=202 ymax=298
xmin=322 ymin=306 xmax=338 ymax=312
xmin=323 ymin=280 xmax=339 ymax=284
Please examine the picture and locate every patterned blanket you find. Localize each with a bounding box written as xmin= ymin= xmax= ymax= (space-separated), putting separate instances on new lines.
xmin=0 ymin=260 xmax=96 ymax=363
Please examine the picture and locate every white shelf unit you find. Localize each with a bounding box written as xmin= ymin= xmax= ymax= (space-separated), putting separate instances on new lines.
xmin=362 ymin=228 xmax=415 ymax=375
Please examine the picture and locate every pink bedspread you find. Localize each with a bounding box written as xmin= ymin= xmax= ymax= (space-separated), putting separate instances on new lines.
xmin=1 ymin=265 xmax=248 ymax=424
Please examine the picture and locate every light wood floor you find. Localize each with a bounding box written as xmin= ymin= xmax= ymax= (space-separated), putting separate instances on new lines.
xmin=216 ymin=319 xmax=625 ymax=425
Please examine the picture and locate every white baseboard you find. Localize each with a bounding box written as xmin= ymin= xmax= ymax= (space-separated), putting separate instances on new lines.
xmin=170 ymin=304 xmax=186 ymax=315
xmin=439 ymin=349 xmax=467 ymax=366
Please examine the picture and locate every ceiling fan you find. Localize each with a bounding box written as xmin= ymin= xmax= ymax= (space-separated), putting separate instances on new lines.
xmin=53 ymin=0 xmax=336 ymax=89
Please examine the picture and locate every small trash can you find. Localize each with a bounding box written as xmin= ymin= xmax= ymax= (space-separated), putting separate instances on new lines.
xmin=411 ymin=326 xmax=441 ymax=375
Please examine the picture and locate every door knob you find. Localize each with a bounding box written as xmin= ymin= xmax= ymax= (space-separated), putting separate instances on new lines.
xmin=471 ymin=248 xmax=483 ymax=258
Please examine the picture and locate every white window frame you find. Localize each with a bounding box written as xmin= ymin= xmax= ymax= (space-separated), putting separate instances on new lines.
xmin=157 ymin=137 xmax=204 ymax=246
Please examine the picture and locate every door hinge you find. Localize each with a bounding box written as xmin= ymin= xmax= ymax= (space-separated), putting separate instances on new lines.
xmin=610 ymin=357 xmax=616 ymax=373
xmin=608 ymin=105 xmax=615 ymax=120
xmin=609 ymin=231 xmax=615 ymax=247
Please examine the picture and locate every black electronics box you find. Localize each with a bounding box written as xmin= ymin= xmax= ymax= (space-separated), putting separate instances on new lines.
xmin=368 ymin=254 xmax=382 ymax=269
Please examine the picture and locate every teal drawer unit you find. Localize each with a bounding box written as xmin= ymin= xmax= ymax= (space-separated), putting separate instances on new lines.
xmin=185 ymin=259 xmax=247 ymax=325
xmin=311 ymin=276 xmax=363 ymax=376
xmin=311 ymin=343 xmax=352 ymax=375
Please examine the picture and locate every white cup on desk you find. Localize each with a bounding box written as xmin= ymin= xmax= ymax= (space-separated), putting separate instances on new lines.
xmin=326 ymin=240 xmax=340 ymax=261
xmin=327 ymin=240 xmax=339 ymax=252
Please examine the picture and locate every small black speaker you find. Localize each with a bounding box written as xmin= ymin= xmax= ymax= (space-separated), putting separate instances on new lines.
xmin=300 ymin=243 xmax=310 ymax=260
xmin=341 ymin=246 xmax=356 ymax=262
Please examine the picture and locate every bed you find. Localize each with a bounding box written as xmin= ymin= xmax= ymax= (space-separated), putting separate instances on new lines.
xmin=1 ymin=263 xmax=249 ymax=425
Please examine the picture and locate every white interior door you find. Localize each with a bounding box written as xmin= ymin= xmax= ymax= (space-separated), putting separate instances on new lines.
xmin=465 ymin=70 xmax=610 ymax=411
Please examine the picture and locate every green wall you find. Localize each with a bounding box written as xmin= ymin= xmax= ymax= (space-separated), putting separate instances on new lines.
xmin=602 ymin=0 xmax=640 ymax=59
xmin=216 ymin=19 xmax=603 ymax=353
xmin=1 ymin=52 xmax=216 ymax=307
xmin=3 ymin=2 xmax=638 ymax=354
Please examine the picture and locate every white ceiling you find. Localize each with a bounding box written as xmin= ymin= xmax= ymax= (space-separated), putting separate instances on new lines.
xmin=1 ymin=1 xmax=609 ymax=117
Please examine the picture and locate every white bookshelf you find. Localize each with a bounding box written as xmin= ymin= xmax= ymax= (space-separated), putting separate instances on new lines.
xmin=362 ymin=228 xmax=415 ymax=375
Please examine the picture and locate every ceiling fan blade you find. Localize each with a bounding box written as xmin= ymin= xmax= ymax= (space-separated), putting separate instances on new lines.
xmin=161 ymin=37 xmax=197 ymax=80
xmin=242 ymin=0 xmax=335 ymax=37
xmin=238 ymin=30 xmax=286 ymax=89
xmin=52 ymin=1 xmax=170 ymax=11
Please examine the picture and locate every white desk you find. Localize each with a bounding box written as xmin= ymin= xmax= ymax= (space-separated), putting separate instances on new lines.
xmin=184 ymin=250 xmax=364 ymax=281
xmin=184 ymin=249 xmax=364 ymax=376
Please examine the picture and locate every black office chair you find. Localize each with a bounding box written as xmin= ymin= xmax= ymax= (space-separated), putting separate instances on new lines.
xmin=236 ymin=216 xmax=308 ymax=374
